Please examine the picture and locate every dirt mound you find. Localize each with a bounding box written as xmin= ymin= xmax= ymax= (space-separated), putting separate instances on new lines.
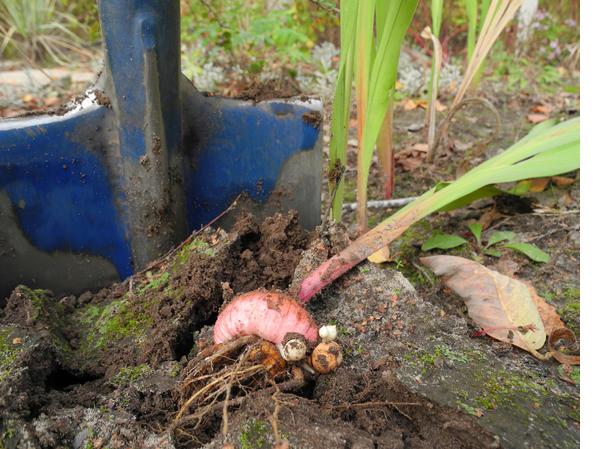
xmin=1 ymin=211 xmax=553 ymax=449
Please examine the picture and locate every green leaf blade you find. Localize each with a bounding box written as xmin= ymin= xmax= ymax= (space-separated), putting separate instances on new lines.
xmin=486 ymin=231 xmax=516 ymax=248
xmin=503 ymin=242 xmax=550 ymax=263
xmin=467 ymin=223 xmax=483 ymax=246
xmin=422 ymin=234 xmax=468 ymax=251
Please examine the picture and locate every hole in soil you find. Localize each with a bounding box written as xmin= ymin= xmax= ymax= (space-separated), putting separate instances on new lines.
xmin=45 ymin=368 xmax=101 ymax=391
xmin=294 ymin=377 xmax=317 ymax=399
xmin=174 ymin=303 xmax=221 ymax=360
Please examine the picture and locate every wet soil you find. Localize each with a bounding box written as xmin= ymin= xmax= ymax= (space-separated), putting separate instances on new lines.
xmin=1 ymin=211 xmax=513 ymax=449
xmin=232 ymin=74 xmax=302 ymax=103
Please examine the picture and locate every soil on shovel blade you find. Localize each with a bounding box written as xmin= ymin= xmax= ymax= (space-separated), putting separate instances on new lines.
xmin=0 ymin=211 xmax=577 ymax=449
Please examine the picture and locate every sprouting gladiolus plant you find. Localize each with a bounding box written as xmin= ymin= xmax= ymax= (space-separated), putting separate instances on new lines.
xmin=328 ymin=0 xmax=418 ymax=232
xmin=299 ymin=118 xmax=580 ymax=302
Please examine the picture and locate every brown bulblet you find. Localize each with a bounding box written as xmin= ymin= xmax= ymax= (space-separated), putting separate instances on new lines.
xmin=311 ymin=341 xmax=343 ymax=374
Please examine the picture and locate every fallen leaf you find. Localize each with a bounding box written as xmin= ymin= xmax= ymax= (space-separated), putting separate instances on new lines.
xmin=401 ymin=99 xmax=417 ymax=110
xmin=415 ymin=99 xmax=428 ymax=110
xmin=479 ymin=208 xmax=504 ymax=229
xmin=421 ymin=256 xmax=546 ymax=353
xmin=411 ymin=143 xmax=429 ymax=153
xmin=531 ymin=104 xmax=551 ymax=115
xmin=435 ymin=100 xmax=447 ymax=112
xmin=527 ymin=177 xmax=550 ymax=192
xmin=529 ymin=287 xmax=565 ymax=336
xmin=552 ymin=176 xmax=576 ymax=187
xmin=368 ymin=246 xmax=391 ymax=263
xmin=527 ymin=113 xmax=549 ymax=124
xmin=547 ymin=328 xmax=580 ymax=365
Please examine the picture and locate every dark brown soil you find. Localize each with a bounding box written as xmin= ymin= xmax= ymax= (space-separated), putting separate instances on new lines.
xmin=233 ymin=74 xmax=302 ymax=103
xmin=0 ymin=211 xmax=502 ymax=449
xmin=302 ymin=110 xmax=322 ymax=128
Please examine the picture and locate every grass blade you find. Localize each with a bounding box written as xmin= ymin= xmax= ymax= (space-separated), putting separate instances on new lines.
xmin=329 ymin=0 xmax=359 ymax=220
xmin=431 ymin=0 xmax=443 ymax=37
xmin=453 ymin=0 xmax=524 ymax=107
xmin=465 ymin=0 xmax=477 ymax=63
xmin=375 ymin=0 xmax=395 ymax=200
xmin=356 ymin=0 xmax=418 ymax=232
xmin=354 ymin=0 xmax=376 ymax=232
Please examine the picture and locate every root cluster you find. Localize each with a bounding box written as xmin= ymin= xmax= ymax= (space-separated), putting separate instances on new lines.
xmin=170 ymin=336 xmax=305 ymax=445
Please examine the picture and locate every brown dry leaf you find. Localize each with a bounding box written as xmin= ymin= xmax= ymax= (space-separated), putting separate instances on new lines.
xmin=396 ymin=149 xmax=425 ymax=171
xmin=435 ymin=100 xmax=447 ymax=112
xmin=415 ymin=99 xmax=428 ymax=110
xmin=529 ymin=286 xmax=565 ymax=336
xmin=411 ymin=143 xmax=429 ymax=153
xmin=552 ymin=176 xmax=576 ymax=187
xmin=528 ymin=288 xmax=579 ymax=364
xmin=479 ymin=208 xmax=504 ymax=230
xmin=368 ymin=246 xmax=391 ymax=264
xmin=527 ymin=177 xmax=551 ymax=192
xmin=527 ymin=113 xmax=549 ymax=124
xmin=547 ymin=328 xmax=580 ymax=365
xmin=421 ymin=256 xmax=546 ymax=353
xmin=531 ymin=104 xmax=552 ymax=115
xmin=402 ymin=99 xmax=418 ymax=111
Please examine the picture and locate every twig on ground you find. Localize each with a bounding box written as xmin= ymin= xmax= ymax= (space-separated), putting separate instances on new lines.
xmin=343 ymin=197 xmax=419 ymax=212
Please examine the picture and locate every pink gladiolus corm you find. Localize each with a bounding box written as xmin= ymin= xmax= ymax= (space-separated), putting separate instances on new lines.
xmin=213 ymin=290 xmax=319 ymax=345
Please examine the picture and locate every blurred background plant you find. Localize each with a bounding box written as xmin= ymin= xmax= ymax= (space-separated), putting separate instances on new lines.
xmin=0 ymin=0 xmax=579 ymax=97
xmin=0 ymin=0 xmax=93 ymax=65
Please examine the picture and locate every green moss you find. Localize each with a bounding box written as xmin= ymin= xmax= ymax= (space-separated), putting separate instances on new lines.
xmin=0 ymin=420 xmax=18 ymax=449
xmin=111 ymin=363 xmax=151 ymax=387
xmin=563 ymin=286 xmax=580 ymax=301
xmin=0 ymin=327 xmax=22 ymax=382
xmin=404 ymin=344 xmax=473 ymax=374
xmin=77 ymin=296 xmax=153 ymax=353
xmin=14 ymin=285 xmax=60 ymax=323
xmin=168 ymin=363 xmax=181 ymax=378
xmin=558 ymin=285 xmax=580 ymax=337
xmin=472 ymin=368 xmax=551 ymax=411
xmin=174 ymin=237 xmax=216 ymax=269
xmin=457 ymin=402 xmax=482 ymax=416
xmin=390 ymin=220 xmax=435 ymax=287
xmin=239 ymin=419 xmax=270 ymax=449
xmin=137 ymin=271 xmax=170 ymax=294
